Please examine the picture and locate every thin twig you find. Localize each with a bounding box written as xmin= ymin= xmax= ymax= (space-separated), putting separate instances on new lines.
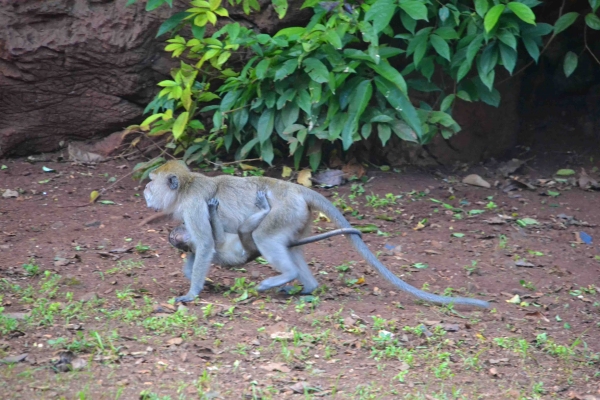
xmin=583 ymin=24 xmax=600 ymax=65
xmin=498 ymin=0 xmax=567 ymax=85
xmin=207 ymin=157 xmax=262 ymax=166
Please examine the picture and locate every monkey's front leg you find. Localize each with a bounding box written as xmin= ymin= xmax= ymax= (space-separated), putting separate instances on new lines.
xmin=175 ymin=248 xmax=213 ymax=303
xmin=182 ymin=252 xmax=194 ymax=281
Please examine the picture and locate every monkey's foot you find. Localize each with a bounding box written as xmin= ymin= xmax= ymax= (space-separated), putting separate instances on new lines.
xmin=207 ymin=198 xmax=219 ymax=209
xmin=174 ymin=293 xmax=197 ymax=303
xmin=255 ymin=190 xmax=270 ymax=211
xmin=278 ymin=285 xmax=314 ymax=295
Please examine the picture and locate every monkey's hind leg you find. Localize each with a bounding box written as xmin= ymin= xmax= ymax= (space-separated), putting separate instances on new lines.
xmin=278 ymin=247 xmax=319 ymax=295
xmin=253 ymin=238 xmax=301 ymax=292
xmin=237 ymin=191 xmax=271 ymax=255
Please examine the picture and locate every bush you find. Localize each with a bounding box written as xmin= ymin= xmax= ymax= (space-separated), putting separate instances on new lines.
xmin=129 ymin=0 xmax=594 ymax=169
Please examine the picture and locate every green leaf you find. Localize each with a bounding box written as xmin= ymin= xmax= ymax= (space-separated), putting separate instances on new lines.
xmin=389 ymin=119 xmax=418 ymax=142
xmin=497 ymin=30 xmax=517 ymax=50
xmin=430 ymin=34 xmax=450 ymax=61
xmin=272 ymin=0 xmax=288 ymax=19
xmin=325 ymin=30 xmax=342 ymax=49
xmin=275 ymin=26 xmax=305 ymax=38
xmin=257 ymin=109 xmax=275 ymax=143
xmin=554 ymin=12 xmax=579 ymax=34
xmin=477 ymin=43 xmax=498 ymax=76
xmin=377 ymin=124 xmax=392 ymax=146
xmin=255 ymin=59 xmax=270 ymax=79
xmin=281 ymin=101 xmax=300 ymax=127
xmin=192 ymin=25 xmax=206 ymax=39
xmin=585 ymin=13 xmax=600 ymax=30
xmin=507 ymin=2 xmax=535 ymax=24
xmin=555 ymin=168 xmax=575 ymax=176
xmin=172 ymin=112 xmax=189 ymax=140
xmin=400 ymin=10 xmax=416 ymax=34
xmin=369 ymin=60 xmax=407 ymax=93
xmin=435 ymin=27 xmax=459 ymax=40
xmin=239 ymin=137 xmax=259 ymax=159
xmin=413 ymin=38 xmax=428 ymax=67
xmin=220 ymin=90 xmax=240 ymax=112
xmin=440 ymin=94 xmax=455 ymax=111
xmin=563 ymin=51 xmax=578 ymax=77
xmin=342 ymin=80 xmax=373 ymax=150
xmin=301 ymin=0 xmax=320 ymax=8
xmin=274 ymin=59 xmax=298 ymax=81
xmin=484 ymin=4 xmax=505 ymax=33
xmin=499 ymin=43 xmax=517 ymax=74
xmin=474 ymin=80 xmax=500 ymax=106
xmin=591 ymin=0 xmax=600 ymax=13
xmin=302 ymin=58 xmax=329 ymax=83
xmin=260 ymin=140 xmax=274 ymax=165
xmin=156 ymin=12 xmax=189 ymax=37
xmin=146 ymin=0 xmax=166 ymax=11
xmin=361 ymin=123 xmax=373 ymax=139
xmin=466 ymin=35 xmax=483 ymax=64
xmin=141 ymin=113 xmax=164 ymax=128
xmin=297 ymin=90 xmax=311 ymax=115
xmin=522 ymin=35 xmax=540 ymax=62
xmin=365 ymin=0 xmax=397 ymax=33
xmin=456 ymin=90 xmax=471 ymax=102
xmin=283 ymin=124 xmax=306 ymax=135
xmin=374 ymin=76 xmax=423 ymax=140
xmin=478 ymin=69 xmax=495 ymax=91
xmin=438 ymin=6 xmax=449 ymax=22
xmin=399 ymin=0 xmax=428 ymax=21
xmin=475 ymin=0 xmax=489 ymax=17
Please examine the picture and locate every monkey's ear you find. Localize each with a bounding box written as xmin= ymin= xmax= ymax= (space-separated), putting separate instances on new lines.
xmin=167 ymin=174 xmax=179 ymax=190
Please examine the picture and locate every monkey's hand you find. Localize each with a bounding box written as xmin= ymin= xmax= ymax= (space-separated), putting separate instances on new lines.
xmin=255 ymin=190 xmax=270 ymax=211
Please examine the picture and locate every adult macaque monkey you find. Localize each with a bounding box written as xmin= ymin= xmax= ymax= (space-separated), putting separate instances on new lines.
xmin=168 ymin=190 xmax=363 ymax=268
xmin=144 ymin=160 xmax=489 ymax=308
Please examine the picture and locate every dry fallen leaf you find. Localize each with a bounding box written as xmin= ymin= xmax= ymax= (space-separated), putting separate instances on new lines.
xmin=462 ymin=174 xmax=491 ymax=188
xmin=281 ymin=166 xmax=292 ymax=178
xmin=342 ymin=162 xmax=366 ymax=179
xmin=506 ymin=294 xmax=521 ymax=304
xmin=90 ymin=190 xmax=100 ymax=203
xmin=167 ymin=337 xmax=183 ymax=346
xmin=297 ymin=170 xmax=312 ymax=187
xmin=239 ymin=163 xmax=258 ymax=171
xmin=260 ymin=362 xmax=290 ymax=373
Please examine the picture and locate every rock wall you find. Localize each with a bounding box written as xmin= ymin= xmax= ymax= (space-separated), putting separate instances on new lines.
xmin=0 ymin=0 xmax=181 ymax=157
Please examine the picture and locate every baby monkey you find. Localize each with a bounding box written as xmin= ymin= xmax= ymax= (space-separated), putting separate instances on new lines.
xmin=169 ymin=190 xmax=362 ymax=274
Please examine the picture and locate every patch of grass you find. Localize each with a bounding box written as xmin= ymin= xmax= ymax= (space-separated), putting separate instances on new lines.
xmin=22 ymin=259 xmax=41 ymax=276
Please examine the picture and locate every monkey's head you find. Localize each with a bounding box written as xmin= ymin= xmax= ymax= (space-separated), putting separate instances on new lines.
xmin=144 ymin=161 xmax=192 ymax=212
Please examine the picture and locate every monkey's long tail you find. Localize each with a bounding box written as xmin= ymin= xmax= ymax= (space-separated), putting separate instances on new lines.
xmin=305 ymin=190 xmax=490 ymax=308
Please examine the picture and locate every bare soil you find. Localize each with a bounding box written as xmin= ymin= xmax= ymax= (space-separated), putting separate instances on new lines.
xmin=0 ymin=153 xmax=599 ymax=399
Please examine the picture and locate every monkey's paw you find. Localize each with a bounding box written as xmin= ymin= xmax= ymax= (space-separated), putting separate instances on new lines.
xmin=207 ymin=198 xmax=219 ymax=209
xmin=174 ymin=293 xmax=197 ymax=303
xmin=255 ymin=190 xmax=270 ymax=210
xmin=278 ymin=285 xmax=313 ymax=295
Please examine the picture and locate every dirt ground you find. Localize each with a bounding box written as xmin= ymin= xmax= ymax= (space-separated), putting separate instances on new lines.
xmin=1 ymin=148 xmax=599 ymax=399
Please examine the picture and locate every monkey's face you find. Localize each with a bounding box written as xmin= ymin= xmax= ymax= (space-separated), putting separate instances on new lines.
xmin=144 ymin=171 xmax=179 ymax=212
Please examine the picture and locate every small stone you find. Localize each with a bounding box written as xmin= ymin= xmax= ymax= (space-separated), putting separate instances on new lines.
xmin=51 ymin=221 xmax=65 ymax=230
xmin=3 ymin=312 xmax=29 ymax=320
xmin=2 ymin=189 xmax=18 ymax=198
xmin=84 ymin=220 xmax=101 ymax=228
xmin=71 ymin=357 xmax=87 ymax=371
xmin=79 ymin=292 xmax=99 ymax=302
